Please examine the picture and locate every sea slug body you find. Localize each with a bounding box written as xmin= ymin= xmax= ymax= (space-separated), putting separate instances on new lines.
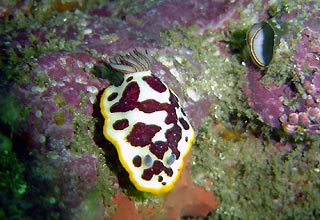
xmin=100 ymin=49 xmax=195 ymax=194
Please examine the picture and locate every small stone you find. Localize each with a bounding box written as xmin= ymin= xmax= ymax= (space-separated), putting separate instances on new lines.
xmin=298 ymin=112 xmax=311 ymax=128
xmin=288 ymin=113 xmax=299 ymax=125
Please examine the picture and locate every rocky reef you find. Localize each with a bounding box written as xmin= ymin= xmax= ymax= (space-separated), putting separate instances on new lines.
xmin=244 ymin=2 xmax=320 ymax=135
xmin=0 ymin=0 xmax=319 ymax=220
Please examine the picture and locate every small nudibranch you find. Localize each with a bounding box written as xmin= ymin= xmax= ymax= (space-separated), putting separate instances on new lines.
xmin=100 ymin=49 xmax=195 ymax=195
xmin=246 ymin=21 xmax=275 ymax=68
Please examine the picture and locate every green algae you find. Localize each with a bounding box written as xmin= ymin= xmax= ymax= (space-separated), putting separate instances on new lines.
xmin=161 ymin=25 xmax=207 ymax=62
xmin=192 ymin=114 xmax=320 ymax=219
xmin=54 ymin=94 xmax=67 ymax=108
xmin=0 ymin=93 xmax=30 ymax=132
xmin=53 ymin=112 xmax=65 ymax=126
xmin=111 ymin=0 xmax=160 ymax=18
xmin=159 ymin=24 xmax=250 ymax=126
xmin=0 ymin=94 xmax=33 ymax=220
xmin=0 ymin=13 xmax=77 ymax=85
xmin=72 ymin=187 xmax=107 ymax=220
xmin=227 ymin=28 xmax=250 ymax=64
xmin=71 ymin=109 xmax=117 ymax=207
xmin=0 ymin=132 xmax=30 ymax=220
xmin=92 ymin=64 xmax=125 ymax=86
xmin=34 ymin=71 xmax=50 ymax=88
xmin=71 ymin=111 xmax=97 ymax=154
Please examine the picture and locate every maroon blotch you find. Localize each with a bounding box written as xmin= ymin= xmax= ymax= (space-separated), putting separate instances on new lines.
xmin=107 ymin=92 xmax=118 ymax=101
xmin=149 ymin=141 xmax=168 ymax=159
xmin=143 ymin=75 xmax=167 ymax=93
xmin=127 ymin=122 xmax=161 ymax=147
xmin=132 ymin=155 xmax=142 ymax=167
xmin=165 ymin=125 xmax=182 ymax=146
xmin=141 ymin=160 xmax=173 ymax=181
xmin=165 ymin=125 xmax=182 ymax=159
xmin=180 ymin=107 xmax=187 ymax=116
xmin=169 ymin=91 xmax=179 ymax=108
xmin=179 ymin=117 xmax=190 ymax=130
xmin=163 ymin=91 xmax=180 ymax=124
xmin=164 ymin=106 xmax=178 ymax=124
xmin=113 ymin=119 xmax=129 ymax=130
xmin=126 ymin=76 xmax=133 ymax=82
xmin=110 ymin=82 xmax=140 ymax=112
xmin=138 ymin=99 xmax=169 ymax=113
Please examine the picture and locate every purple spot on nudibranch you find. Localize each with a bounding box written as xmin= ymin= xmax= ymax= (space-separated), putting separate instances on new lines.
xmin=143 ymin=75 xmax=167 ymax=93
xmin=110 ymin=82 xmax=140 ymax=112
xmin=165 ymin=124 xmax=182 ymax=159
xmin=138 ymin=99 xmax=169 ymax=113
xmin=164 ymin=92 xmax=180 ymax=125
xmin=108 ymin=92 xmax=118 ymax=101
xmin=179 ymin=117 xmax=190 ymax=130
xmin=127 ymin=122 xmax=161 ymax=147
xmin=141 ymin=160 xmax=173 ymax=181
xmin=169 ymin=91 xmax=179 ymax=108
xmin=113 ymin=119 xmax=129 ymax=130
xmin=126 ymin=76 xmax=133 ymax=82
xmin=149 ymin=141 xmax=168 ymax=159
xmin=180 ymin=108 xmax=187 ymax=116
xmin=133 ymin=155 xmax=142 ymax=167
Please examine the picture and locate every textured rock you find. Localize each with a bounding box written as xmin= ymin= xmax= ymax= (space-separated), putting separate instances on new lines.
xmin=243 ymin=4 xmax=320 ymax=134
xmin=13 ymin=52 xmax=107 ymax=150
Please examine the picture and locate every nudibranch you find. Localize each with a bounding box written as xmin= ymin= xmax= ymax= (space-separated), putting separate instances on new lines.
xmin=100 ymin=49 xmax=195 ymax=195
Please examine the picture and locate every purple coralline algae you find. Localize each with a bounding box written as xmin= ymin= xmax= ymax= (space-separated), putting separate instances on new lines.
xmin=60 ymin=153 xmax=98 ymax=207
xmin=14 ymin=52 xmax=108 ymax=150
xmin=8 ymin=52 xmax=106 ymax=217
xmin=244 ymin=10 xmax=320 ymax=135
xmin=280 ymin=26 xmax=320 ymax=134
xmin=134 ymin=0 xmax=244 ymax=33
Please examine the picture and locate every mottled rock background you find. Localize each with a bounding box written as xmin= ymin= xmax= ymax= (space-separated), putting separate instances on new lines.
xmin=0 ymin=1 xmax=319 ymax=220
